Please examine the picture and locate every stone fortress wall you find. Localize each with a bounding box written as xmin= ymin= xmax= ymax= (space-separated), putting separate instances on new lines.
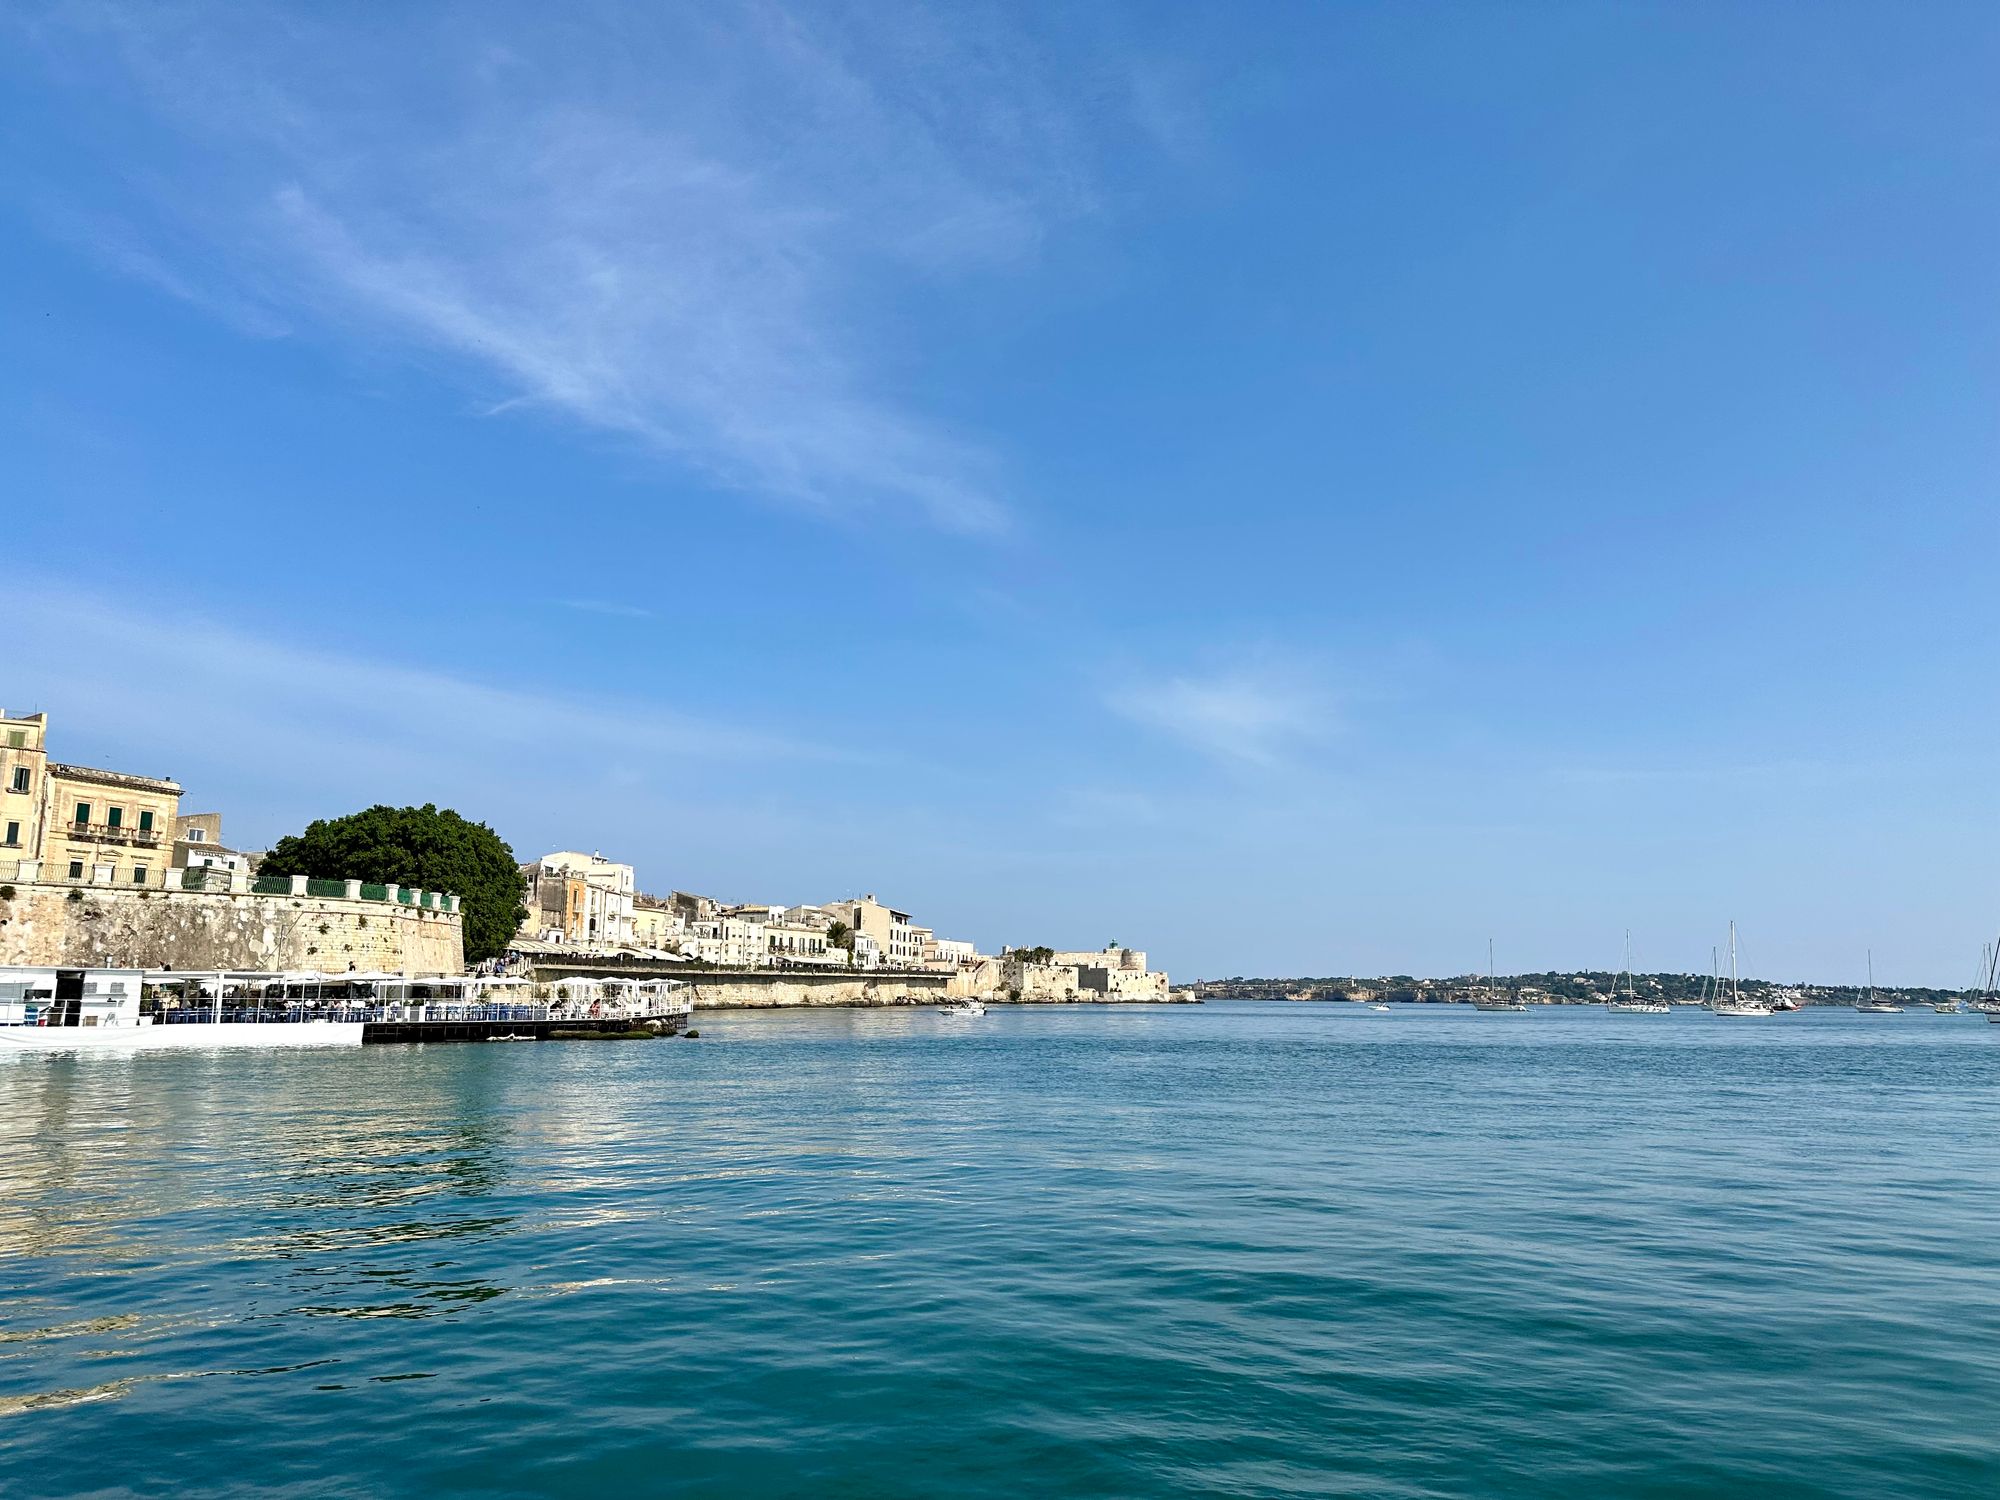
xmin=0 ymin=879 xmax=464 ymax=974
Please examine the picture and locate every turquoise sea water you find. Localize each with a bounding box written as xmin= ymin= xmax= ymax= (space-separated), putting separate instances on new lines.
xmin=3 ymin=1001 xmax=1998 ymax=1498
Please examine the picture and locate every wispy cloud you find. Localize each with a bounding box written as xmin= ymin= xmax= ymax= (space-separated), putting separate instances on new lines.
xmin=559 ymin=598 xmax=654 ymax=621
xmin=7 ymin=593 xmax=848 ymax=843
xmin=1108 ymin=660 xmax=1338 ymax=768
xmin=13 ymin=3 xmax=1165 ymax=534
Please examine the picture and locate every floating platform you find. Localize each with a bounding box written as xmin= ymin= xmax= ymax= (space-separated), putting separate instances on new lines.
xmin=362 ymin=1016 xmax=683 ymax=1044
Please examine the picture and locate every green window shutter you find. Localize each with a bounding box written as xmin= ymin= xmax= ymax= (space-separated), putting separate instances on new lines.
xmin=74 ymin=802 xmax=90 ymax=826
xmin=138 ymin=810 xmax=153 ymax=832
xmin=108 ymin=807 xmax=122 ymax=828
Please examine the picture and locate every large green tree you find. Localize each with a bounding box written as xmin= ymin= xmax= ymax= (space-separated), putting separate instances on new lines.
xmin=258 ymin=804 xmax=527 ymax=964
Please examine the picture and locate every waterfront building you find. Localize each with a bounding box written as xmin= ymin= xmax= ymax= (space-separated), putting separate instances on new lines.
xmin=631 ymin=898 xmax=684 ymax=951
xmin=171 ymin=811 xmax=253 ymax=877
xmin=519 ymin=850 xmax=636 ymax=951
xmin=1 ymin=710 xmax=50 ymax=862
xmin=1039 ymin=945 xmax=1169 ymax=1000
xmin=0 ymin=710 xmax=182 ymax=889
xmin=930 ymin=937 xmax=980 ymax=966
xmin=539 ymin=851 xmax=636 ymax=947
xmin=675 ymin=913 xmax=767 ymax=967
xmin=831 ymin=894 xmax=926 ymax=968
xmin=727 ymin=905 xmax=838 ymax=965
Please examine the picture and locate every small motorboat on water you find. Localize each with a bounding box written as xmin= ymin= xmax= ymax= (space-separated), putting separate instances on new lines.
xmin=938 ymin=998 xmax=986 ymax=1018
xmin=1369 ymin=1004 xmax=1391 ymax=1012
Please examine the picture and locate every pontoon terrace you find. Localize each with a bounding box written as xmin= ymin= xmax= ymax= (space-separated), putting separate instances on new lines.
xmin=1 ymin=965 xmax=691 ymax=1046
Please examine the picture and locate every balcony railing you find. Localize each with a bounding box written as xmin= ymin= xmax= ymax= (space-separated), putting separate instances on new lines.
xmin=63 ymin=821 xmax=163 ymax=846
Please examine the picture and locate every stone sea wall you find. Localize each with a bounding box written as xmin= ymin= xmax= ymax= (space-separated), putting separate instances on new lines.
xmin=0 ymin=880 xmax=463 ymax=974
xmin=676 ymin=971 xmax=959 ymax=1009
xmin=525 ymin=961 xmax=1192 ymax=1011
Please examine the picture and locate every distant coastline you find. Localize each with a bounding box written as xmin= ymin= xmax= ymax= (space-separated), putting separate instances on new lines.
xmin=1192 ymin=972 xmax=1971 ymax=1007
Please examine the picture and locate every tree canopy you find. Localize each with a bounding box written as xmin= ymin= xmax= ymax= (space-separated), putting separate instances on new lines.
xmin=258 ymin=803 xmax=527 ymax=964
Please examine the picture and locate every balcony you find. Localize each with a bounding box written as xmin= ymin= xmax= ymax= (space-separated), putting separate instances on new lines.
xmin=63 ymin=820 xmax=164 ymax=847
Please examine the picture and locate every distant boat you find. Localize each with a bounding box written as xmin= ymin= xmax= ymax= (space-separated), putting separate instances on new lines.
xmin=1854 ymin=950 xmax=1903 ymax=1015
xmin=1606 ymin=931 xmax=1670 ymax=1014
xmin=1472 ymin=939 xmax=1528 ymax=1013
xmin=1708 ymin=923 xmax=1772 ymax=1017
xmin=938 ymin=998 xmax=986 ymax=1018
xmin=1369 ymin=1004 xmax=1390 ymax=1012
xmin=1771 ymin=993 xmax=1803 ymax=1012
xmin=1965 ymin=942 xmax=2000 ymax=1014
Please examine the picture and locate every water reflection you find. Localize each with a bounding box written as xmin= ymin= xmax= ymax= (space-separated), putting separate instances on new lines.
xmin=0 ymin=1050 xmax=530 ymax=1368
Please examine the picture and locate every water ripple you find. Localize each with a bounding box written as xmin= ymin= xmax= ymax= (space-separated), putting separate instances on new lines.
xmin=2 ymin=1004 xmax=1997 ymax=1496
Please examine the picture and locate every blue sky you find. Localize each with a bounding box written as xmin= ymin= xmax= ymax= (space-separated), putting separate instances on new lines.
xmin=5 ymin=2 xmax=1997 ymax=985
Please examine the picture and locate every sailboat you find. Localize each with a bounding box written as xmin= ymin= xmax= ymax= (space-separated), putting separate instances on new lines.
xmin=1471 ymin=939 xmax=1528 ymax=1012
xmin=1854 ymin=950 xmax=1902 ymax=1014
xmin=1965 ymin=943 xmax=2000 ymax=1015
xmin=1606 ymin=931 xmax=1670 ymax=1013
xmin=1707 ymin=922 xmax=1772 ymax=1016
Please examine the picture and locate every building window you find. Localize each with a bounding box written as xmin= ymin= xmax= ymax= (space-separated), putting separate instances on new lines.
xmin=138 ymin=809 xmax=154 ymax=833
xmin=3 ymin=820 xmax=15 ymax=846
xmin=8 ymin=768 xmax=26 ymax=794
xmin=187 ymin=826 xmax=206 ymax=843
xmin=5 ymin=729 xmax=22 ymax=748
xmin=133 ymin=866 xmax=148 ymax=885
xmin=107 ymin=807 xmax=123 ymax=829
xmin=74 ymin=801 xmax=91 ymax=827
xmin=68 ymin=860 xmax=83 ymax=880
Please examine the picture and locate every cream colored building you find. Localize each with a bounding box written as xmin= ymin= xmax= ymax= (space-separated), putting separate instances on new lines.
xmin=521 ymin=850 xmax=636 ymax=950
xmin=831 ymin=894 xmax=927 ymax=968
xmin=1 ymin=711 xmax=51 ymax=863
xmin=678 ymin=914 xmax=766 ymax=967
xmin=631 ymin=900 xmax=683 ymax=951
xmin=1 ymin=711 xmax=182 ymax=889
xmin=929 ymin=937 xmax=981 ymax=967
